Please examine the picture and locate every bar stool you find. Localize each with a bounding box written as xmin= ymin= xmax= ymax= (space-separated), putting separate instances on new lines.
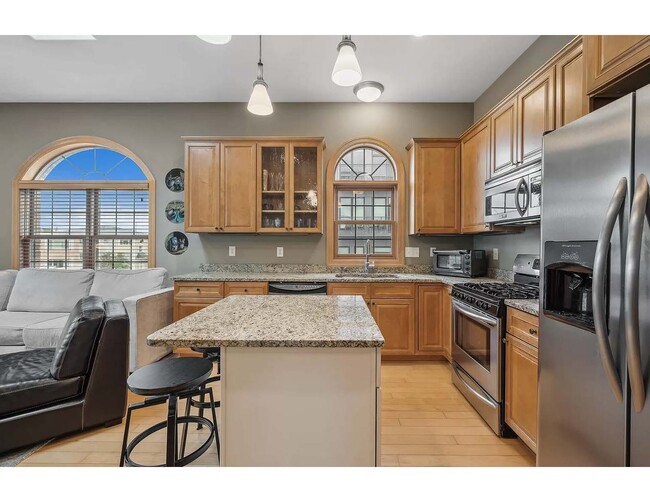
xmin=119 ymin=358 xmax=218 ymax=467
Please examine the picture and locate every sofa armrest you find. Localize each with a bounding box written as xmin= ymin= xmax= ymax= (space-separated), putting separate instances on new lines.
xmin=123 ymin=287 xmax=173 ymax=372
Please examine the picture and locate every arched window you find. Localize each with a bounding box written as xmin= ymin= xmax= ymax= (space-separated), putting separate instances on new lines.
xmin=14 ymin=137 xmax=155 ymax=270
xmin=326 ymin=138 xmax=405 ymax=266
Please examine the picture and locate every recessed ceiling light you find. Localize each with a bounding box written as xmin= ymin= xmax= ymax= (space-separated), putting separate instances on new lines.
xmin=354 ymin=81 xmax=384 ymax=102
xmin=197 ymin=35 xmax=232 ymax=45
xmin=30 ymin=35 xmax=96 ymax=41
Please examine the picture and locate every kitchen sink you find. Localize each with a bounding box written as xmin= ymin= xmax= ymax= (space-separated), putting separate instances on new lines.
xmin=334 ymin=273 xmax=399 ymax=278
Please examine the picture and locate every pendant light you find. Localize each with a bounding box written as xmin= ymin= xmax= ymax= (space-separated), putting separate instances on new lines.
xmin=331 ymin=36 xmax=362 ymax=87
xmin=247 ymin=35 xmax=273 ymax=116
xmin=197 ymin=35 xmax=232 ymax=45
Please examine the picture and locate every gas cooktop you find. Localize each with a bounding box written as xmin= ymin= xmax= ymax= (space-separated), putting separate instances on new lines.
xmin=452 ymin=281 xmax=539 ymax=317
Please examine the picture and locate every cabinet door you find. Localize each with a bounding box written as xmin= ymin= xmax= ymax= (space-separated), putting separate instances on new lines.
xmin=461 ymin=119 xmax=491 ymax=233
xmin=517 ymin=67 xmax=555 ymax=165
xmin=585 ymin=36 xmax=650 ymax=94
xmin=416 ymin=284 xmax=443 ymax=354
xmin=505 ymin=334 xmax=539 ymax=453
xmin=185 ymin=143 xmax=220 ymax=232
xmin=290 ymin=142 xmax=322 ymax=233
xmin=411 ymin=141 xmax=461 ymax=234
xmin=327 ymin=282 xmax=371 ymax=301
xmin=371 ymin=299 xmax=415 ymax=356
xmin=490 ymin=97 xmax=518 ymax=178
xmin=221 ymin=142 xmax=257 ymax=232
xmin=258 ymin=143 xmax=290 ymax=233
xmin=173 ymin=298 xmax=221 ymax=321
xmin=442 ymin=285 xmax=453 ymax=361
xmin=555 ymin=41 xmax=588 ymax=127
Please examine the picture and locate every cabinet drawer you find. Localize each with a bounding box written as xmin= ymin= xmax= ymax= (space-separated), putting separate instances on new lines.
xmin=175 ymin=281 xmax=224 ymax=299
xmin=173 ymin=298 xmax=221 ymax=321
xmin=371 ymin=283 xmax=416 ymax=299
xmin=506 ymin=307 xmax=539 ymax=347
xmin=224 ymin=282 xmax=268 ymax=296
xmin=327 ymin=283 xmax=371 ymax=299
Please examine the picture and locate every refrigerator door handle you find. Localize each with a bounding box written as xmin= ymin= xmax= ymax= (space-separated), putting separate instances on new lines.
xmin=593 ymin=176 xmax=627 ymax=402
xmin=625 ymin=174 xmax=649 ymax=413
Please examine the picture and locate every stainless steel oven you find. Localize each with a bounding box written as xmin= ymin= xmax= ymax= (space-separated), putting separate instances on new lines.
xmin=485 ymin=163 xmax=541 ymax=225
xmin=451 ymin=299 xmax=503 ymax=434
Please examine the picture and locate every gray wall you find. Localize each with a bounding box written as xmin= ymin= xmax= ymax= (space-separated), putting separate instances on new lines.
xmin=473 ymin=36 xmax=575 ymax=121
xmin=474 ymin=226 xmax=540 ymax=270
xmin=0 ymin=102 xmax=474 ymax=275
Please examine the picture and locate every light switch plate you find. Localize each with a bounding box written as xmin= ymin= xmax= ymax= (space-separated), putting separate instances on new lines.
xmin=277 ymin=247 xmax=284 ymax=257
xmin=492 ymin=248 xmax=499 ymax=261
xmin=228 ymin=246 xmax=236 ymax=257
xmin=405 ymin=247 xmax=420 ymax=258
xmin=430 ymin=247 xmax=436 ymax=257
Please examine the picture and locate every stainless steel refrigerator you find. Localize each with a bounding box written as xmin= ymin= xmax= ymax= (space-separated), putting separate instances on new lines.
xmin=539 ymin=82 xmax=650 ymax=467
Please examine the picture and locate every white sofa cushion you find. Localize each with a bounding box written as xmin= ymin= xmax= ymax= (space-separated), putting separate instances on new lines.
xmin=0 ymin=311 xmax=69 ymax=346
xmin=6 ymin=268 xmax=95 ymax=313
xmin=22 ymin=314 xmax=70 ymax=349
xmin=0 ymin=270 xmax=18 ymax=310
xmin=89 ymin=268 xmax=168 ymax=300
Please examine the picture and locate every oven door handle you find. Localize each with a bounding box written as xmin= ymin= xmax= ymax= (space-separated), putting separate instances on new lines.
xmin=593 ymin=176 xmax=626 ymax=403
xmin=452 ymin=300 xmax=497 ymax=327
xmin=452 ymin=364 xmax=497 ymax=409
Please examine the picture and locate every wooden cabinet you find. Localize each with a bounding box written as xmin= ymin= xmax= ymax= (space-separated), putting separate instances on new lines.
xmin=416 ymin=284 xmax=443 ymax=354
xmin=185 ymin=143 xmax=221 ymax=232
xmin=555 ymin=40 xmax=588 ymax=127
xmin=174 ymin=299 xmax=220 ymax=320
xmin=505 ymin=307 xmax=539 ymax=454
xmin=407 ymin=139 xmax=461 ymax=234
xmin=221 ymin=142 xmax=258 ymax=232
xmin=327 ymin=282 xmax=371 ymax=299
xmin=490 ymin=96 xmax=518 ymax=178
xmin=173 ymin=281 xmax=225 ymax=321
xmin=460 ymin=119 xmax=491 ymax=233
xmin=442 ymin=285 xmax=453 ymax=361
xmin=371 ymin=298 xmax=416 ymax=356
xmin=585 ymin=36 xmax=650 ymax=95
xmin=224 ymin=282 xmax=269 ymax=296
xmin=258 ymin=140 xmax=323 ymax=234
xmin=517 ymin=67 xmax=555 ymax=165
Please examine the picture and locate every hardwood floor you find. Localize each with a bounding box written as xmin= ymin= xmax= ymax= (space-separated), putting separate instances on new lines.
xmin=18 ymin=361 xmax=534 ymax=467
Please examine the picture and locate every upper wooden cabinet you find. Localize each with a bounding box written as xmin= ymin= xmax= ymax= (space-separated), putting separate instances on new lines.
xmin=490 ymin=96 xmax=518 ymax=178
xmin=460 ymin=119 xmax=491 ymax=233
xmin=585 ymin=36 xmax=650 ymax=95
xmin=407 ymin=139 xmax=460 ymax=235
xmin=555 ymin=40 xmax=588 ymax=127
xmin=517 ymin=67 xmax=555 ymax=165
xmin=184 ymin=137 xmax=323 ymax=234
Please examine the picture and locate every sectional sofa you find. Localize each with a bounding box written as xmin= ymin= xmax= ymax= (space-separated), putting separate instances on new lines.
xmin=0 ymin=268 xmax=172 ymax=371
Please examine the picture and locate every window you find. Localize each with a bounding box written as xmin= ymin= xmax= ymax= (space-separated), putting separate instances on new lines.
xmin=15 ymin=139 xmax=154 ymax=270
xmin=327 ymin=139 xmax=405 ymax=266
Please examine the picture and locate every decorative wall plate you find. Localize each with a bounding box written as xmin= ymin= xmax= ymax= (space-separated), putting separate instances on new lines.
xmin=165 ymin=200 xmax=185 ymax=224
xmin=164 ymin=231 xmax=189 ymax=255
xmin=165 ymin=168 xmax=184 ymax=192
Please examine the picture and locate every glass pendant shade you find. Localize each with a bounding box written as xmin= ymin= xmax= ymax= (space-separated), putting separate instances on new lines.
xmin=197 ymin=35 xmax=232 ymax=45
xmin=332 ymin=40 xmax=362 ymax=87
xmin=247 ymin=81 xmax=273 ymax=116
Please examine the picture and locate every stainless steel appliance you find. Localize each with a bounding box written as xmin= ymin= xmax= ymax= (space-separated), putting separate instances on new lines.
xmin=432 ymin=249 xmax=487 ymax=278
xmin=538 ymin=83 xmax=650 ymax=467
xmin=268 ymin=282 xmax=327 ymax=295
xmin=451 ymin=255 xmax=539 ymax=436
xmin=485 ymin=163 xmax=541 ymax=225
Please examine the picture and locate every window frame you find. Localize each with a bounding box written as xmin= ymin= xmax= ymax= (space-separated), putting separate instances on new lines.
xmin=13 ymin=136 xmax=156 ymax=269
xmin=326 ymin=138 xmax=405 ymax=267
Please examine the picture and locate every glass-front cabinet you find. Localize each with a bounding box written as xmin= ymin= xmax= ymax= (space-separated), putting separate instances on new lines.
xmin=258 ymin=140 xmax=322 ymax=233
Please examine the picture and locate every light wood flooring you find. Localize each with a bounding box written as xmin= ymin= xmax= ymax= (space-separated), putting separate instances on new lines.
xmin=19 ymin=361 xmax=534 ymax=467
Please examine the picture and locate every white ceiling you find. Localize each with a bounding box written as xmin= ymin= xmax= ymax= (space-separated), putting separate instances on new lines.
xmin=0 ymin=35 xmax=539 ymax=103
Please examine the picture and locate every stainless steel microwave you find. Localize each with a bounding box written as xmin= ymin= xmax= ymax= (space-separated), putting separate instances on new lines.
xmin=485 ymin=163 xmax=541 ymax=225
xmin=432 ymin=250 xmax=488 ymax=277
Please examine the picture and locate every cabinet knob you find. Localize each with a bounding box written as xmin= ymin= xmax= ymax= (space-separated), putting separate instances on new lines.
xmin=244 ymin=289 xmax=248 ymax=292
xmin=196 ymin=288 xmax=201 ymax=292
xmin=529 ymin=328 xmax=538 ymax=335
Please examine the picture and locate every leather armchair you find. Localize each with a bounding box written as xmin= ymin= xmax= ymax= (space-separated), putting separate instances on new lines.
xmin=0 ymin=296 xmax=130 ymax=454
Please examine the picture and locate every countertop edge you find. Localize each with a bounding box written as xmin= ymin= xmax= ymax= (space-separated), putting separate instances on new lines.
xmin=504 ymin=299 xmax=539 ymax=317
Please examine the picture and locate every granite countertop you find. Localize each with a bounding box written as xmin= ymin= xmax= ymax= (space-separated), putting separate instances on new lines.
xmin=504 ymin=299 xmax=539 ymax=317
xmin=173 ymin=271 xmax=502 ymax=286
xmin=147 ymin=295 xmax=385 ymax=348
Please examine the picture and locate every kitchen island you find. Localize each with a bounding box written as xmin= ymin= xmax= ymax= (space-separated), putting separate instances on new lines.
xmin=147 ymin=294 xmax=384 ymax=467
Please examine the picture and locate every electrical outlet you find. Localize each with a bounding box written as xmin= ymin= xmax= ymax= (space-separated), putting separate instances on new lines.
xmin=430 ymin=247 xmax=436 ymax=257
xmin=228 ymin=246 xmax=236 ymax=257
xmin=492 ymin=248 xmax=499 ymax=261
xmin=276 ymin=247 xmax=284 ymax=257
xmin=405 ymin=247 xmax=420 ymax=258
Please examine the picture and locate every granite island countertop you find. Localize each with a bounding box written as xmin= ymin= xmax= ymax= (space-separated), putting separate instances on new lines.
xmin=504 ymin=298 xmax=539 ymax=316
xmin=147 ymin=294 xmax=384 ymax=348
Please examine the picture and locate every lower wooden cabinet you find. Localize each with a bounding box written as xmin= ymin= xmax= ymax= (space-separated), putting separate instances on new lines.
xmin=371 ymin=298 xmax=416 ymax=356
xmin=224 ymin=282 xmax=269 ymax=296
xmin=505 ymin=308 xmax=539 ymax=454
xmin=416 ymin=284 xmax=443 ymax=354
xmin=442 ymin=285 xmax=453 ymax=361
xmin=174 ymin=299 xmax=221 ymax=321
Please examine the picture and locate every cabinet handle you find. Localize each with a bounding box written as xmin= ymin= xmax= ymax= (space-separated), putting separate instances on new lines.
xmin=529 ymin=328 xmax=538 ymax=335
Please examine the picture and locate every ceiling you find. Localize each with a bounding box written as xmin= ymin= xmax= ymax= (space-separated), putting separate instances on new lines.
xmin=0 ymin=35 xmax=539 ymax=103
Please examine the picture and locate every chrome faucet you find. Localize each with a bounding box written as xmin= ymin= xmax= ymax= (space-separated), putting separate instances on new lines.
xmin=364 ymin=239 xmax=376 ymax=273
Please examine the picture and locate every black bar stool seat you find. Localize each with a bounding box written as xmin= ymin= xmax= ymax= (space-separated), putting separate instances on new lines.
xmin=120 ymin=358 xmax=218 ymax=467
